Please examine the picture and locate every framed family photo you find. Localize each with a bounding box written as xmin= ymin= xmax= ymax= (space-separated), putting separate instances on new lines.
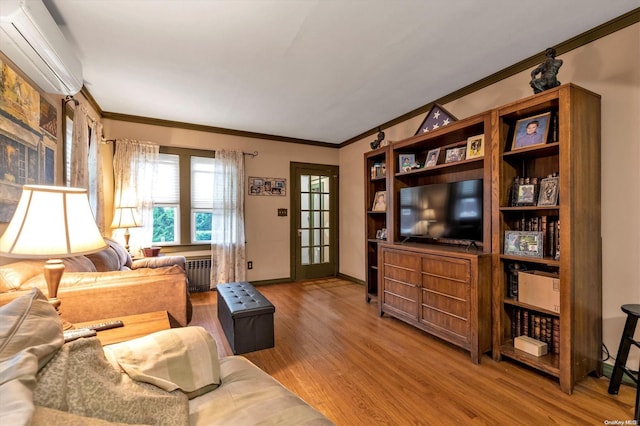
xmin=538 ymin=176 xmax=559 ymax=206
xmin=445 ymin=146 xmax=466 ymax=163
xmin=504 ymin=231 xmax=544 ymax=258
xmin=466 ymin=135 xmax=484 ymax=159
xmin=371 ymin=191 xmax=387 ymax=212
xmin=424 ymin=148 xmax=440 ymax=167
xmin=511 ymin=112 xmax=551 ymax=150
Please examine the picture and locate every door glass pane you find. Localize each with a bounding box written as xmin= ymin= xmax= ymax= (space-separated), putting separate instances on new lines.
xmin=313 ymin=229 xmax=320 ymax=245
xmin=322 ymin=212 xmax=330 ymax=227
xmin=313 ymin=212 xmax=320 ymax=228
xmin=301 ymin=248 xmax=310 ymax=265
xmin=320 ymin=176 xmax=330 ymax=193
xmin=312 ymin=193 xmax=320 ymax=209
xmin=323 ymin=228 xmax=330 ymax=244
xmin=301 ymin=229 xmax=309 ymax=246
xmin=300 ymin=175 xmax=309 ymax=192
xmin=301 ymin=211 xmax=309 ymax=228
xmin=313 ymin=247 xmax=320 ymax=264
xmin=301 ymin=193 xmax=309 ymax=210
xmin=323 ymin=246 xmax=330 ymax=262
xmin=322 ymin=194 xmax=329 ymax=209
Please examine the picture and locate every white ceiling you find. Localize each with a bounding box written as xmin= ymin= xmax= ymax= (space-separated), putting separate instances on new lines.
xmin=45 ymin=0 xmax=638 ymax=144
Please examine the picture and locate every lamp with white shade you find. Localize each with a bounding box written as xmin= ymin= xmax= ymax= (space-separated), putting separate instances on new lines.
xmin=110 ymin=206 xmax=142 ymax=252
xmin=0 ymin=185 xmax=107 ymax=327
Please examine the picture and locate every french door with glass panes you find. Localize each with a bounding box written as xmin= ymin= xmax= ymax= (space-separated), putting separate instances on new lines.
xmin=290 ymin=163 xmax=338 ymax=280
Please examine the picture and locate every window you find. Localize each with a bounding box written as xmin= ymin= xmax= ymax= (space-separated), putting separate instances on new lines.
xmin=191 ymin=156 xmax=214 ymax=243
xmin=151 ymin=154 xmax=180 ymax=244
xmin=151 ymin=148 xmax=217 ymax=246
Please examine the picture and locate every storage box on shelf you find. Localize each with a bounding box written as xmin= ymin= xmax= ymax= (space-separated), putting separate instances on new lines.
xmin=364 ymin=145 xmax=390 ymax=303
xmin=491 ymin=84 xmax=601 ymax=394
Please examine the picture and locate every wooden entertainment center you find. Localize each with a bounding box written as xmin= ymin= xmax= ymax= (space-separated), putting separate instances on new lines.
xmin=364 ymin=84 xmax=601 ymax=394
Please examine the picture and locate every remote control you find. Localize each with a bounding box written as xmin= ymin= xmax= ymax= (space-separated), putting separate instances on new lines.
xmin=63 ymin=328 xmax=97 ymax=343
xmin=83 ymin=320 xmax=124 ymax=331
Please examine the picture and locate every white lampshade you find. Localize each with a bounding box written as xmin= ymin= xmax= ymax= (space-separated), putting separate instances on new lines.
xmin=111 ymin=206 xmax=142 ymax=229
xmin=0 ymin=185 xmax=107 ymax=258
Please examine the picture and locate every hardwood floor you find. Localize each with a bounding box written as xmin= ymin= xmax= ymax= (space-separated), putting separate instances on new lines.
xmin=190 ymin=278 xmax=636 ymax=425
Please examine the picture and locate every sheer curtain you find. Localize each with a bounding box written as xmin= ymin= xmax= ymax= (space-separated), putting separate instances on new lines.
xmin=69 ymin=104 xmax=89 ymax=188
xmin=88 ymin=120 xmax=105 ymax=233
xmin=112 ymin=139 xmax=159 ymax=255
xmin=210 ymin=150 xmax=246 ymax=287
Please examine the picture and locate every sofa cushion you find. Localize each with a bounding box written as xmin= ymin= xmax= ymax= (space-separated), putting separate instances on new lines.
xmin=0 ymin=259 xmax=45 ymax=292
xmin=104 ymin=326 xmax=220 ymax=399
xmin=0 ymin=288 xmax=64 ymax=425
xmin=85 ymin=237 xmax=132 ymax=272
xmin=189 ymin=356 xmax=335 ymax=425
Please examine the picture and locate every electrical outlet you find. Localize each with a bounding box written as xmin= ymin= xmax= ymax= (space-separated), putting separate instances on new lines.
xmin=277 ymin=208 xmax=288 ymax=216
xmin=247 ymin=261 xmax=253 ymax=269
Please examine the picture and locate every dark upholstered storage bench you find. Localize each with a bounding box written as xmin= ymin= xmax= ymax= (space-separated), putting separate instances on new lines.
xmin=217 ymin=282 xmax=275 ymax=354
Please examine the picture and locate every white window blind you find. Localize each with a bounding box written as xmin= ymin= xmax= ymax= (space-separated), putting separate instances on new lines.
xmin=191 ymin=156 xmax=215 ymax=208
xmin=154 ymin=154 xmax=180 ymax=203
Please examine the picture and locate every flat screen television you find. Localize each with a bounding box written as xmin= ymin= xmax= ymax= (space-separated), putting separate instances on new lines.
xmin=399 ymin=179 xmax=483 ymax=243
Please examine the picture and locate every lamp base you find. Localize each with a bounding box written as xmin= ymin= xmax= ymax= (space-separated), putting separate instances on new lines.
xmin=44 ymin=259 xmax=74 ymax=330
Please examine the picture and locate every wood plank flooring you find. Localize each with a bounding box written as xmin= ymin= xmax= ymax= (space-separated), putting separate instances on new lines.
xmin=190 ymin=278 xmax=636 ymax=425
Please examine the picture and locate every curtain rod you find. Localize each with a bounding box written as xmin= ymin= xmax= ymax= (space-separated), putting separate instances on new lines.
xmin=100 ymin=139 xmax=258 ymax=158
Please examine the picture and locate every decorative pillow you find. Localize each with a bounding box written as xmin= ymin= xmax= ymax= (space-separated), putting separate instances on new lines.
xmin=0 ymin=288 xmax=64 ymax=425
xmin=62 ymin=256 xmax=97 ymax=273
xmin=104 ymin=326 xmax=220 ymax=399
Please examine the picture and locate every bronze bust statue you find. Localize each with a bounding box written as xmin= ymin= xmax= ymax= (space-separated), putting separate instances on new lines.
xmin=530 ymin=48 xmax=563 ymax=94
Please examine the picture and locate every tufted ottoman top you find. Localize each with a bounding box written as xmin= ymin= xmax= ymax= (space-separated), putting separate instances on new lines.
xmin=217 ymin=282 xmax=275 ymax=318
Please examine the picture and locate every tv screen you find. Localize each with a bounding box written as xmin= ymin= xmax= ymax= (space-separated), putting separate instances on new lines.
xmin=399 ymin=179 xmax=483 ymax=242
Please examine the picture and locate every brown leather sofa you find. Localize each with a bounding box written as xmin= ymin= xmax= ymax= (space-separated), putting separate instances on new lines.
xmin=0 ymin=238 xmax=192 ymax=326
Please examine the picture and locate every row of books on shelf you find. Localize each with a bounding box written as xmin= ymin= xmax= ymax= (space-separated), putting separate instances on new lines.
xmin=511 ymin=307 xmax=560 ymax=355
xmin=510 ymin=173 xmax=559 ymax=207
xmin=370 ymin=162 xmax=386 ymax=179
xmin=509 ymin=216 xmax=560 ymax=259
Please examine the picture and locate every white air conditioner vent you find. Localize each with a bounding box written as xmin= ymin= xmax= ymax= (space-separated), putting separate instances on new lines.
xmin=0 ymin=0 xmax=82 ymax=95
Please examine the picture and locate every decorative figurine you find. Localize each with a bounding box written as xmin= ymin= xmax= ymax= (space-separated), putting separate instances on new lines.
xmin=530 ymin=48 xmax=563 ymax=94
xmin=370 ymin=128 xmax=386 ymax=150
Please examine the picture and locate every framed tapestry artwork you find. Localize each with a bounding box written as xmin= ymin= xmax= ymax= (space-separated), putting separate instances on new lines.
xmin=0 ymin=60 xmax=57 ymax=222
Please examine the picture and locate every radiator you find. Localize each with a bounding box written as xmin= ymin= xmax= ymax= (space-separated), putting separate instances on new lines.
xmin=185 ymin=258 xmax=212 ymax=293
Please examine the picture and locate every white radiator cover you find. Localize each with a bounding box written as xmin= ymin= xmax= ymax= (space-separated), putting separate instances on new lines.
xmin=185 ymin=258 xmax=212 ymax=292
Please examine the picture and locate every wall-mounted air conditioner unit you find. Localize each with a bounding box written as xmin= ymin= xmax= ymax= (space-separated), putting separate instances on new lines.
xmin=0 ymin=0 xmax=82 ymax=95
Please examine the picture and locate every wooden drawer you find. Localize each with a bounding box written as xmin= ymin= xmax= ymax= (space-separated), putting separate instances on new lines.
xmin=422 ymin=287 xmax=468 ymax=320
xmin=383 ymin=249 xmax=420 ymax=270
xmin=421 ymin=304 xmax=468 ymax=339
xmin=422 ymin=255 xmax=469 ymax=281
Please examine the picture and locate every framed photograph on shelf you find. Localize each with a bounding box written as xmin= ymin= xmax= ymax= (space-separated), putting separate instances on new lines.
xmin=538 ymin=176 xmax=559 ymax=206
xmin=516 ymin=181 xmax=537 ymax=206
xmin=504 ymin=231 xmax=544 ymax=258
xmin=445 ymin=146 xmax=466 ymax=163
xmin=511 ymin=112 xmax=551 ymax=150
xmin=371 ymin=191 xmax=387 ymax=212
xmin=466 ymin=134 xmax=484 ymax=159
xmin=424 ymin=148 xmax=440 ymax=167
xmin=399 ymin=154 xmax=416 ymax=172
